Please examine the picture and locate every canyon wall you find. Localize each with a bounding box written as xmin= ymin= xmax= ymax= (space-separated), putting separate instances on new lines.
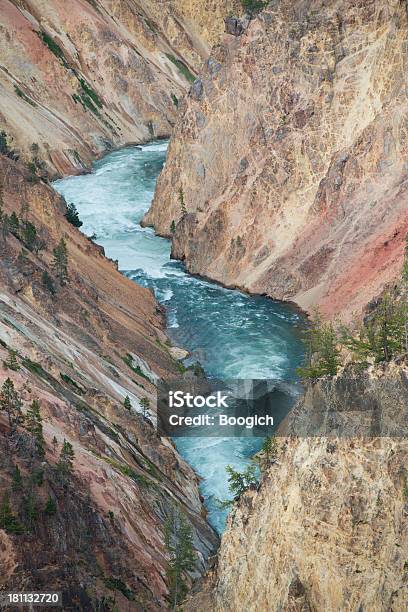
xmin=187 ymin=362 xmax=408 ymax=611
xmin=145 ymin=0 xmax=408 ymax=320
xmin=0 ymin=0 xmax=236 ymax=177
xmin=0 ymin=153 xmax=218 ymax=609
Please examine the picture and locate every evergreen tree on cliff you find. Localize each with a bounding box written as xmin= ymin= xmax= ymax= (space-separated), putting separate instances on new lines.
xmin=57 ymin=439 xmax=75 ymax=484
xmin=164 ymin=508 xmax=196 ymax=609
xmin=52 ymin=238 xmax=68 ymax=285
xmin=3 ymin=348 xmax=20 ymax=371
xmin=0 ymin=378 xmax=22 ymax=428
xmin=26 ymin=399 xmax=45 ymax=458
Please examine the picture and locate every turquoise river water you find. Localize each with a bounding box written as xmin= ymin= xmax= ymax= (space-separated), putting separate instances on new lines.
xmin=54 ymin=142 xmax=304 ymax=533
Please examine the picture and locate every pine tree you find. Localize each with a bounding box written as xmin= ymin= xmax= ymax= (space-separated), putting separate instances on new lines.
xmin=297 ymin=309 xmax=340 ymax=381
xmin=0 ymin=378 xmax=22 ymax=427
xmin=170 ymin=220 xmax=176 ymax=234
xmin=0 ymin=493 xmax=24 ymax=534
xmin=26 ymin=399 xmax=45 ymax=458
xmin=65 ymin=203 xmax=83 ymax=228
xmin=178 ymin=187 xmax=187 ymax=217
xmin=260 ymin=435 xmax=278 ymax=466
xmin=123 ymin=395 xmax=132 ymax=411
xmin=42 ymin=270 xmax=56 ymax=295
xmin=11 ymin=465 xmax=23 ymax=491
xmin=164 ymin=508 xmax=196 ymax=609
xmin=341 ymin=293 xmax=405 ymax=365
xmin=44 ymin=496 xmax=57 ymax=516
xmin=242 ymin=0 xmax=267 ymax=17
xmin=225 ymin=464 xmax=258 ymax=498
xmin=23 ymin=492 xmax=38 ymax=531
xmin=52 ymin=238 xmax=68 ymax=284
xmin=22 ymin=221 xmax=37 ymax=251
xmin=3 ymin=348 xmax=20 ymax=371
xmin=57 ymin=438 xmax=75 ymax=483
xmin=140 ymin=396 xmax=150 ymax=418
xmin=218 ymin=464 xmax=259 ymax=509
xmin=8 ymin=211 xmax=19 ymax=237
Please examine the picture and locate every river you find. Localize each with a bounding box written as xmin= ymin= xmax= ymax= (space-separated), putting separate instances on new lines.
xmin=54 ymin=141 xmax=304 ymax=533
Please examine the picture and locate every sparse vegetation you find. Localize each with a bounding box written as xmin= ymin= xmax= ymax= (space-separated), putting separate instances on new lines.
xmin=217 ymin=464 xmax=259 ymax=509
xmin=44 ymin=496 xmax=57 ymax=516
xmin=3 ymin=348 xmax=20 ymax=371
xmin=104 ymin=577 xmax=134 ymax=601
xmin=11 ymin=465 xmax=23 ymax=491
xmin=65 ymin=202 xmax=83 ymax=228
xmin=56 ymin=439 xmax=75 ymax=484
xmin=0 ymin=205 xmax=45 ymax=252
xmin=102 ymin=456 xmax=150 ymax=487
xmin=123 ymin=354 xmax=152 ymax=383
xmin=164 ymin=507 xmax=196 ymax=609
xmin=0 ymin=131 xmax=18 ymax=160
xmin=60 ymin=373 xmax=85 ymax=395
xmin=178 ymin=187 xmax=187 ymax=217
xmin=0 ymin=493 xmax=24 ymax=534
xmin=52 ymin=238 xmax=68 ymax=284
xmin=25 ymin=399 xmax=45 ymax=458
xmin=37 ymin=31 xmax=69 ymax=68
xmin=254 ymin=435 xmax=278 ymax=469
xmin=0 ymin=378 xmax=22 ymax=428
xmin=42 ymin=270 xmax=56 ymax=294
xmin=123 ymin=395 xmax=132 ymax=410
xmin=297 ymin=238 xmax=408 ymax=381
xmin=241 ymin=0 xmax=267 ymax=16
xmin=78 ymin=78 xmax=103 ymax=109
xmin=140 ymin=396 xmax=150 ymax=417
xmin=165 ymin=54 xmax=196 ymax=84
xmin=297 ymin=309 xmax=341 ymax=381
xmin=14 ymin=85 xmax=36 ymax=107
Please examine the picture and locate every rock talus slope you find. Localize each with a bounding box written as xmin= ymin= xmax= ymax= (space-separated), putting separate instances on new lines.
xmin=0 ymin=0 xmax=237 ymax=177
xmin=145 ymin=0 xmax=408 ymax=320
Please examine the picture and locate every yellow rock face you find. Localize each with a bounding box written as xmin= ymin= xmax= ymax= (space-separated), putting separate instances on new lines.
xmin=146 ymin=0 xmax=408 ymax=321
xmin=187 ymin=364 xmax=408 ymax=611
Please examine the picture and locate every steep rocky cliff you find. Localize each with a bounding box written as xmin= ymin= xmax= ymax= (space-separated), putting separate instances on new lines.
xmin=0 ymin=0 xmax=237 ymax=177
xmin=145 ymin=0 xmax=408 ymax=320
xmin=187 ymin=362 xmax=408 ymax=611
xmin=0 ymin=153 xmax=218 ymax=609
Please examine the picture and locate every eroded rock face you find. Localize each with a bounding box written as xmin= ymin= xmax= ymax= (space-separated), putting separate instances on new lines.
xmin=187 ymin=363 xmax=408 ymax=611
xmin=145 ymin=0 xmax=408 ymax=320
xmin=0 ymin=154 xmax=218 ymax=609
xmin=0 ymin=0 xmax=238 ymax=177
